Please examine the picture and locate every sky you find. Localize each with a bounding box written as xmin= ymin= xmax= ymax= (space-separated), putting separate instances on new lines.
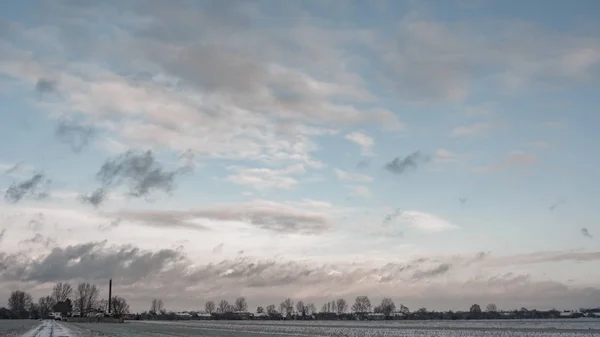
xmin=1 ymin=0 xmax=600 ymax=313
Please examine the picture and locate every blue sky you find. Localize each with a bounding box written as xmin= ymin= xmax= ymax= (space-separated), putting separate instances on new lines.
xmin=1 ymin=0 xmax=599 ymax=312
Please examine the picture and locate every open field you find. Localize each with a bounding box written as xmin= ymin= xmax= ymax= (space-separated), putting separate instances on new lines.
xmin=66 ymin=319 xmax=600 ymax=337
xmin=0 ymin=321 xmax=41 ymax=337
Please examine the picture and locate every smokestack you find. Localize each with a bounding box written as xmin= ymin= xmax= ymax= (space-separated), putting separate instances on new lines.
xmin=108 ymin=279 xmax=112 ymax=314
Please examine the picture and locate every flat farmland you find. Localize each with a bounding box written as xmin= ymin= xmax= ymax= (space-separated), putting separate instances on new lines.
xmin=0 ymin=320 xmax=41 ymax=337
xmin=66 ymin=319 xmax=600 ymax=337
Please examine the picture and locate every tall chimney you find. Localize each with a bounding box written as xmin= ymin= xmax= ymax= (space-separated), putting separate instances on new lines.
xmin=108 ymin=279 xmax=112 ymax=314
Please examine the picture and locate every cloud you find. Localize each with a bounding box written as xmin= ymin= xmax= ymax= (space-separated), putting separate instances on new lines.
xmin=79 ymin=188 xmax=108 ymax=208
xmin=98 ymin=218 xmax=121 ymax=232
xmin=356 ymin=159 xmax=370 ymax=169
xmin=395 ymin=211 xmax=459 ymax=233
xmin=450 ymin=122 xmax=499 ymax=137
xmin=4 ymin=173 xmax=51 ymax=203
xmin=333 ymin=169 xmax=373 ymax=183
xmin=384 ymin=152 xmax=429 ymax=175
xmin=19 ymin=233 xmax=56 ymax=248
xmin=543 ymin=121 xmax=565 ymax=128
xmin=111 ymin=200 xmax=331 ymax=235
xmin=581 ymin=228 xmax=593 ymax=239
xmin=524 ymin=141 xmax=551 ymax=149
xmin=0 ymin=229 xmax=5 ymax=243
xmin=35 ymin=77 xmax=57 ymax=95
xmin=433 ymin=148 xmax=467 ymax=164
xmin=225 ymin=164 xmax=305 ymax=190
xmin=212 ymin=243 xmax=224 ymax=254
xmin=344 ymin=132 xmax=375 ymax=156
xmin=474 ymin=151 xmax=539 ymax=173
xmin=92 ymin=150 xmax=185 ymax=202
xmin=55 ymin=119 xmax=96 ymax=153
xmin=548 ymin=197 xmax=566 ymax=211
xmin=412 ymin=263 xmax=452 ymax=280
xmin=349 ymin=186 xmax=371 ymax=199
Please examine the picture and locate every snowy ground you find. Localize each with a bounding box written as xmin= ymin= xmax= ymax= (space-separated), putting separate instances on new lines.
xmin=0 ymin=320 xmax=40 ymax=337
xmin=65 ymin=319 xmax=600 ymax=337
xmin=17 ymin=320 xmax=75 ymax=337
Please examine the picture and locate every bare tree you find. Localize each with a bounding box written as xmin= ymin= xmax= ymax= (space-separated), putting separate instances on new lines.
xmin=75 ymin=282 xmax=99 ymax=315
xmin=399 ymin=304 xmax=410 ymax=314
xmin=306 ymin=303 xmax=316 ymax=316
xmin=8 ymin=291 xmax=33 ymax=318
xmin=280 ymin=298 xmax=294 ymax=317
xmin=150 ymin=298 xmax=164 ymax=314
xmin=111 ymin=296 xmax=130 ymax=316
xmin=205 ymin=301 xmax=215 ymax=314
xmin=266 ymin=304 xmax=277 ymax=315
xmin=336 ymin=298 xmax=348 ymax=314
xmin=256 ymin=306 xmax=264 ymax=313
xmin=296 ymin=300 xmax=306 ymax=317
xmin=351 ymin=296 xmax=371 ymax=313
xmin=218 ymin=300 xmax=229 ymax=313
xmin=234 ymin=297 xmax=248 ymax=312
xmin=330 ymin=300 xmax=337 ymax=313
xmin=486 ymin=303 xmax=498 ymax=312
xmin=379 ymin=298 xmax=396 ymax=317
xmin=38 ymin=296 xmax=55 ymax=318
xmin=52 ymin=282 xmax=73 ymax=303
xmin=321 ymin=303 xmax=328 ymax=313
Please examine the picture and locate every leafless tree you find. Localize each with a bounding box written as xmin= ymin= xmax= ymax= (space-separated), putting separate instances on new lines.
xmin=8 ymin=291 xmax=33 ymax=318
xmin=234 ymin=297 xmax=248 ymax=312
xmin=218 ymin=300 xmax=229 ymax=313
xmin=351 ymin=296 xmax=371 ymax=313
xmin=266 ymin=304 xmax=277 ymax=315
xmin=38 ymin=296 xmax=55 ymax=318
xmin=336 ymin=298 xmax=348 ymax=314
xmin=205 ymin=300 xmax=215 ymax=314
xmin=150 ymin=298 xmax=164 ymax=314
xmin=399 ymin=304 xmax=410 ymax=314
xmin=379 ymin=298 xmax=396 ymax=316
xmin=52 ymin=282 xmax=73 ymax=303
xmin=280 ymin=298 xmax=294 ymax=317
xmin=321 ymin=303 xmax=328 ymax=313
xmin=75 ymin=282 xmax=99 ymax=315
xmin=486 ymin=303 xmax=498 ymax=312
xmin=306 ymin=303 xmax=316 ymax=316
xmin=296 ymin=300 xmax=306 ymax=316
xmin=111 ymin=296 xmax=130 ymax=316
xmin=96 ymin=299 xmax=108 ymax=312
xmin=256 ymin=306 xmax=264 ymax=313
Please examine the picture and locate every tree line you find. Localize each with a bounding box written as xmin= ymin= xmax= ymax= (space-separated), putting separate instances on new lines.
xmin=137 ymin=295 xmax=597 ymax=321
xmin=0 ymin=282 xmax=130 ymax=319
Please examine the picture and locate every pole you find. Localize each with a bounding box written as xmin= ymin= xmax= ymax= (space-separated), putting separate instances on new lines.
xmin=108 ymin=279 xmax=112 ymax=314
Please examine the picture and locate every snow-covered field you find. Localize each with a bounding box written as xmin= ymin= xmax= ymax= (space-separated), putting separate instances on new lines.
xmin=65 ymin=319 xmax=600 ymax=337
xmin=0 ymin=320 xmax=41 ymax=337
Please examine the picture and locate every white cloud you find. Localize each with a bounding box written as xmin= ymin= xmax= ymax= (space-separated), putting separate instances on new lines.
xmin=450 ymin=122 xmax=499 ymax=137
xmin=524 ymin=141 xmax=551 ymax=149
xmin=334 ymin=169 xmax=373 ymax=183
xmin=474 ymin=151 xmax=539 ymax=173
xmin=344 ymin=131 xmax=375 ymax=156
xmin=396 ymin=211 xmax=459 ymax=233
xmin=225 ymin=164 xmax=305 ymax=190
xmin=349 ymin=185 xmax=371 ymax=198
xmin=434 ymin=148 xmax=468 ymax=164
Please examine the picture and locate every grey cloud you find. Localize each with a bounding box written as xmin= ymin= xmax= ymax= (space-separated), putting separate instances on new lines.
xmin=412 ymin=263 xmax=452 ymax=280
xmin=55 ymin=120 xmax=96 ymax=153
xmin=19 ymin=234 xmax=55 ymax=248
xmin=489 ymin=250 xmax=600 ymax=266
xmin=35 ymin=78 xmax=57 ymax=95
xmin=112 ymin=201 xmax=331 ymax=234
xmin=0 ymin=229 xmax=5 ymax=243
xmin=91 ymin=150 xmax=183 ymax=204
xmin=459 ymin=197 xmax=467 ymax=204
xmin=4 ymin=173 xmax=51 ymax=203
xmin=581 ymin=228 xmax=593 ymax=239
xmin=98 ymin=218 xmax=121 ymax=232
xmin=212 ymin=243 xmax=224 ymax=254
xmin=4 ymin=162 xmax=24 ymax=175
xmin=79 ymin=188 xmax=108 ymax=208
xmin=384 ymin=152 xmax=429 ymax=175
xmin=1 ymin=241 xmax=183 ymax=286
xmin=356 ymin=159 xmax=370 ymax=169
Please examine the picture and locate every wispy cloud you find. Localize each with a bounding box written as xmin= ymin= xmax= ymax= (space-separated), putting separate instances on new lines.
xmin=433 ymin=148 xmax=468 ymax=164
xmin=334 ymin=169 xmax=373 ymax=183
xmin=344 ymin=131 xmax=375 ymax=156
xmin=581 ymin=228 xmax=593 ymax=239
xmin=4 ymin=173 xmax=51 ymax=203
xmin=225 ymin=165 xmax=305 ymax=190
xmin=474 ymin=151 xmax=539 ymax=173
xmin=450 ymin=122 xmax=500 ymax=137
xmin=349 ymin=185 xmax=371 ymax=199
xmin=55 ymin=119 xmax=96 ymax=153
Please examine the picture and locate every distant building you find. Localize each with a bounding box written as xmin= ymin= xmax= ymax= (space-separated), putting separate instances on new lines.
xmin=175 ymin=312 xmax=192 ymax=320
